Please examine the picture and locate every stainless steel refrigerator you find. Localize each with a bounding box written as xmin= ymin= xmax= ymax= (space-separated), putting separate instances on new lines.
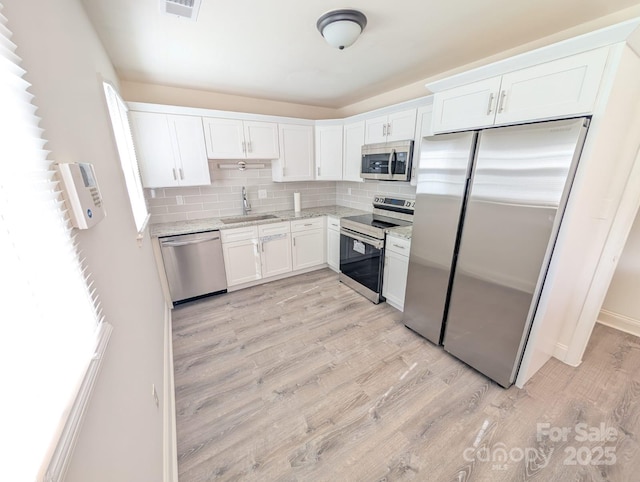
xmin=403 ymin=118 xmax=589 ymax=387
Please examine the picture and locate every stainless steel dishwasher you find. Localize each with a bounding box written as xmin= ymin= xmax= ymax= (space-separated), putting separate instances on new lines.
xmin=160 ymin=230 xmax=227 ymax=304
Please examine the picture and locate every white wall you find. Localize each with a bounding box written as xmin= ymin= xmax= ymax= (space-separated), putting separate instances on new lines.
xmin=147 ymin=164 xmax=336 ymax=223
xmin=600 ymin=209 xmax=640 ymax=326
xmin=3 ymin=1 xmax=166 ymax=481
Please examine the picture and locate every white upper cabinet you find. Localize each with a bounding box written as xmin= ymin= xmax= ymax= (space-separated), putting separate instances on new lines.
xmin=364 ymin=108 xmax=417 ymax=144
xmin=411 ymin=104 xmax=434 ymax=186
xmin=494 ymin=48 xmax=609 ymax=125
xmin=432 ymin=47 xmax=609 ymax=133
xmin=272 ymin=123 xmax=315 ymax=182
xmin=343 ymin=120 xmax=365 ymax=182
xmin=202 ymin=117 xmax=279 ymax=159
xmin=431 ymin=77 xmax=503 ymax=133
xmin=315 ymin=123 xmax=343 ymax=180
xmin=129 ymin=111 xmax=210 ymax=188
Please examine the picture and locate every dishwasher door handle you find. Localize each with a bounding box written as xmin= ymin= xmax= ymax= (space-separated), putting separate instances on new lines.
xmin=161 ymin=236 xmax=220 ymax=247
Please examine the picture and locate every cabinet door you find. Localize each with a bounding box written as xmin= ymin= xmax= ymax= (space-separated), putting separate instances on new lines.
xmin=292 ymin=230 xmax=325 ymax=270
xmin=364 ymin=115 xmax=388 ymax=144
xmin=222 ymin=239 xmax=261 ymax=286
xmin=411 ymin=105 xmax=434 ymax=186
xmin=495 ymin=47 xmax=609 ymax=126
xmin=202 ymin=117 xmax=245 ymax=159
xmin=343 ymin=121 xmax=365 ymax=182
xmin=260 ymin=234 xmax=292 ymax=278
xmin=129 ymin=111 xmax=179 ymax=188
xmin=432 ymin=77 xmax=502 ymax=133
xmin=382 ymin=249 xmax=409 ymax=311
xmin=273 ymin=123 xmax=314 ymax=182
xmin=315 ymin=124 xmax=343 ymax=180
xmin=244 ymin=121 xmax=279 ymax=159
xmin=386 ymin=109 xmax=417 ymax=142
xmin=326 ymin=226 xmax=340 ymax=272
xmin=168 ymin=115 xmax=211 ymax=187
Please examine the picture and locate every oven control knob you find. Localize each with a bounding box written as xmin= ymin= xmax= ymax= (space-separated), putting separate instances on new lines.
xmin=405 ymin=201 xmax=410 ymax=207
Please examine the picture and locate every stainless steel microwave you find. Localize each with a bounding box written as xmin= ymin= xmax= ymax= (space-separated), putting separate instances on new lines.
xmin=361 ymin=140 xmax=414 ymax=181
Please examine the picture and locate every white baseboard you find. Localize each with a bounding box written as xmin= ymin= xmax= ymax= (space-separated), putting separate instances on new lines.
xmin=227 ymin=264 xmax=328 ymax=292
xmin=552 ymin=342 xmax=581 ymax=367
xmin=163 ymin=305 xmax=178 ymax=482
xmin=598 ymin=309 xmax=640 ymax=337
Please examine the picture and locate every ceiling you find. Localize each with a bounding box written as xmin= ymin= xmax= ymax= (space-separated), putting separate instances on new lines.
xmin=80 ymin=0 xmax=640 ymax=109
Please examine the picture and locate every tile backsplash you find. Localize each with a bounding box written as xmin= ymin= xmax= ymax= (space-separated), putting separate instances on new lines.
xmin=147 ymin=162 xmax=336 ymax=223
xmin=146 ymin=161 xmax=417 ymax=224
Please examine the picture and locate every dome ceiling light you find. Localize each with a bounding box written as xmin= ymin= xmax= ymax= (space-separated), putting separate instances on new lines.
xmin=316 ymin=9 xmax=367 ymax=50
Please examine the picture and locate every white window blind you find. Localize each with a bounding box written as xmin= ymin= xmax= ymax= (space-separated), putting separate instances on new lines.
xmin=102 ymin=81 xmax=149 ymax=235
xmin=0 ymin=4 xmax=111 ymax=481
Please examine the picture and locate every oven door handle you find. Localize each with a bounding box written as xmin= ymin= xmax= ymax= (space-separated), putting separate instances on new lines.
xmin=340 ymin=228 xmax=384 ymax=249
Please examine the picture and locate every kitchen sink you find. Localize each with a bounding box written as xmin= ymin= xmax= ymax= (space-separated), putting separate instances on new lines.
xmin=220 ymin=214 xmax=280 ymax=224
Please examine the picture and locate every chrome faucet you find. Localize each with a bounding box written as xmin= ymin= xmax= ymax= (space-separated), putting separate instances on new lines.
xmin=242 ymin=186 xmax=251 ymax=215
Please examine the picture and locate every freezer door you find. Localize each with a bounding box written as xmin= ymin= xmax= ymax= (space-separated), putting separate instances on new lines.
xmin=403 ymin=131 xmax=477 ymax=344
xmin=443 ymin=118 xmax=588 ymax=387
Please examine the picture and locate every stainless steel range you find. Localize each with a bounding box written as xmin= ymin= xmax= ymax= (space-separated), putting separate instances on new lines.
xmin=339 ymin=195 xmax=414 ymax=303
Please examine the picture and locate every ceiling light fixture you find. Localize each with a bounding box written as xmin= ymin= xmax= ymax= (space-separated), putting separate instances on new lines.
xmin=316 ymin=9 xmax=367 ymax=50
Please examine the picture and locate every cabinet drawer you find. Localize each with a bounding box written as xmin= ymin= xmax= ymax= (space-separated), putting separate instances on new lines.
xmin=386 ymin=235 xmax=411 ymax=256
xmin=220 ymin=225 xmax=258 ymax=243
xmin=327 ymin=216 xmax=340 ymax=232
xmin=258 ymin=221 xmax=290 ymax=237
xmin=291 ymin=217 xmax=324 ymax=232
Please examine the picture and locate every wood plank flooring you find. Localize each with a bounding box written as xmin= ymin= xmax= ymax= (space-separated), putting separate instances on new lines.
xmin=172 ymin=268 xmax=640 ymax=481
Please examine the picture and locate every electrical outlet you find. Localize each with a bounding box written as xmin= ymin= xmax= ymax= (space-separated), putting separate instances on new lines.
xmin=258 ymin=189 xmax=267 ymax=199
xmin=176 ymin=195 xmax=184 ymax=205
xmin=152 ymin=384 xmax=159 ymax=408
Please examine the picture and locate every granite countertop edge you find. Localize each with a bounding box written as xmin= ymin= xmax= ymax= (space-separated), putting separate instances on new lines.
xmin=150 ymin=205 xmax=372 ymax=238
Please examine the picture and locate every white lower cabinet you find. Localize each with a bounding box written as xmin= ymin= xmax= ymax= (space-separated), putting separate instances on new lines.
xmin=291 ymin=217 xmax=326 ymax=271
xmin=326 ymin=216 xmax=340 ymax=272
xmin=222 ymin=239 xmax=262 ymax=286
xmin=259 ymin=222 xmax=292 ymax=278
xmin=221 ymin=218 xmax=327 ymax=288
xmin=383 ymin=235 xmax=411 ymax=311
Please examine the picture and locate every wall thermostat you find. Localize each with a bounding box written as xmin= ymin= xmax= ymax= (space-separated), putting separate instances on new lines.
xmin=56 ymin=162 xmax=106 ymax=229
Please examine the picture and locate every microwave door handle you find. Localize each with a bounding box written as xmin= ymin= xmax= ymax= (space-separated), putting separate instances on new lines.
xmin=388 ymin=149 xmax=396 ymax=180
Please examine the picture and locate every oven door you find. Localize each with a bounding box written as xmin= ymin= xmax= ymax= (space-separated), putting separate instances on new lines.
xmin=339 ymin=228 xmax=385 ymax=303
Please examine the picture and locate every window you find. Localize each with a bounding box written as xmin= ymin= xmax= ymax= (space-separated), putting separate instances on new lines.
xmin=102 ymin=81 xmax=149 ymax=235
xmin=0 ymin=4 xmax=111 ymax=481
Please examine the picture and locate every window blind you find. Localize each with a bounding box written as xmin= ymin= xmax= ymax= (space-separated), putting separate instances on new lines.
xmin=0 ymin=4 xmax=111 ymax=481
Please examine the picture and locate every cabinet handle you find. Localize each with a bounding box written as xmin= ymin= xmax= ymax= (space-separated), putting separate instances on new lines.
xmin=317 ymin=166 xmax=321 ymax=176
xmin=179 ymin=168 xmax=184 ymax=180
xmin=382 ymin=124 xmax=387 ymax=136
xmin=242 ymin=141 xmax=246 ymax=153
xmin=293 ymin=237 xmax=296 ymax=247
xmin=387 ymin=123 xmax=392 ymax=136
xmin=304 ymin=223 xmax=313 ymax=226
xmin=172 ymin=168 xmax=177 ymax=180
xmin=261 ymin=241 xmax=264 ymax=252
xmin=498 ymin=90 xmax=507 ymax=113
xmin=486 ymin=92 xmax=495 ymax=115
xmin=392 ymin=244 xmax=406 ymax=249
xmin=247 ymin=141 xmax=252 ymax=153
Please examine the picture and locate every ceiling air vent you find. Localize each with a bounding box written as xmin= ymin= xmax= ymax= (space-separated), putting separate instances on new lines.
xmin=163 ymin=0 xmax=202 ymax=21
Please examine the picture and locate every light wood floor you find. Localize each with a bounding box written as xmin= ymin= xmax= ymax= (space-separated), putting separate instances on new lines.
xmin=172 ymin=269 xmax=640 ymax=481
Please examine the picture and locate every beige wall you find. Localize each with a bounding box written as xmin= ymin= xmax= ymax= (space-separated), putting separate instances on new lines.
xmin=121 ymin=80 xmax=340 ymax=120
xmin=602 ymin=209 xmax=640 ymax=321
xmin=3 ymin=1 xmax=166 ymax=481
